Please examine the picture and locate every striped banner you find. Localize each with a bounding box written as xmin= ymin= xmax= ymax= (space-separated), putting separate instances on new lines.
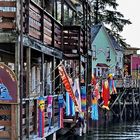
xmin=73 ymin=78 xmax=81 ymax=112
xmin=81 ymin=86 xmax=86 ymax=112
xmin=66 ymin=92 xmax=70 ymax=116
xmin=58 ymin=95 xmax=64 ymax=128
xmin=66 ymin=92 xmax=75 ymax=116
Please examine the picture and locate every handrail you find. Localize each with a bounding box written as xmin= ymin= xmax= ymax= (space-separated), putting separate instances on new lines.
xmin=110 ymin=88 xmax=126 ymax=110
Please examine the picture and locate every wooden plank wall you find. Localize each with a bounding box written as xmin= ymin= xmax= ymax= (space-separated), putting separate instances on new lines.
xmin=0 ymin=104 xmax=16 ymax=140
xmin=24 ymin=1 xmax=62 ymax=50
xmin=22 ymin=96 xmax=59 ymax=138
xmin=0 ymin=1 xmax=16 ymax=29
xmin=63 ymin=26 xmax=83 ymax=54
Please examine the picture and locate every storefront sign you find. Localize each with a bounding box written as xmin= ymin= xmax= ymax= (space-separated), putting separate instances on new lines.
xmin=0 ymin=63 xmax=17 ymax=103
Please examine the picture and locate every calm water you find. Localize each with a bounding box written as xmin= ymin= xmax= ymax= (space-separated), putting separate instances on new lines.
xmin=60 ymin=121 xmax=140 ymax=140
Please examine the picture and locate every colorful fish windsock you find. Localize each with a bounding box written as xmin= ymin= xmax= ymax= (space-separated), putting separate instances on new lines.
xmin=91 ymin=82 xmax=100 ymax=120
xmin=66 ymin=92 xmax=75 ymax=116
xmin=58 ymin=65 xmax=78 ymax=107
xmin=58 ymin=95 xmax=64 ymax=128
xmin=47 ymin=95 xmax=53 ymax=131
xmin=91 ymin=95 xmax=98 ymax=120
xmin=91 ymin=74 xmax=96 ymax=86
xmin=101 ymin=80 xmax=110 ymax=110
xmin=38 ymin=96 xmax=45 ymax=138
xmin=66 ymin=92 xmax=70 ymax=116
xmin=93 ymin=83 xmax=100 ymax=100
xmin=81 ymin=86 xmax=86 ymax=112
xmin=73 ymin=78 xmax=81 ymax=112
xmin=108 ymin=75 xmax=117 ymax=95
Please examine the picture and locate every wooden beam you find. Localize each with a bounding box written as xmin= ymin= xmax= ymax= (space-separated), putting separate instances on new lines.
xmin=0 ymin=33 xmax=16 ymax=43
xmin=0 ymin=109 xmax=11 ymax=115
xmin=11 ymin=105 xmax=17 ymax=140
xmin=0 ymin=1 xmax=16 ymax=7
xmin=0 ymin=131 xmax=10 ymax=138
xmin=0 ymin=120 xmax=11 ymax=126
xmin=0 ymin=22 xmax=15 ymax=29
xmin=29 ymin=28 xmax=41 ymax=39
xmin=0 ymin=12 xmax=16 ymax=18
xmin=29 ymin=10 xmax=41 ymax=21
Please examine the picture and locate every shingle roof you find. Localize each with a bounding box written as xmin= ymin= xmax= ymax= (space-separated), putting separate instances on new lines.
xmin=91 ymin=24 xmax=102 ymax=43
xmin=109 ymin=34 xmax=124 ymax=51
xmin=91 ymin=23 xmax=124 ymax=52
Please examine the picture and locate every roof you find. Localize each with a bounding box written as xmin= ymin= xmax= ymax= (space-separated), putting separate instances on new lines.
xmin=125 ymin=47 xmax=140 ymax=50
xmin=91 ymin=24 xmax=102 ymax=43
xmin=109 ymin=34 xmax=124 ymax=51
xmin=96 ymin=63 xmax=109 ymax=67
xmin=91 ymin=23 xmax=123 ymax=53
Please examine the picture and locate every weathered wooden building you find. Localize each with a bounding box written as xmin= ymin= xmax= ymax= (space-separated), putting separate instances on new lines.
xmin=0 ymin=0 xmax=91 ymax=139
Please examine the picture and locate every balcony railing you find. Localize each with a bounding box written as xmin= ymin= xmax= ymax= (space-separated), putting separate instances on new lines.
xmin=63 ymin=26 xmax=84 ymax=57
xmin=0 ymin=1 xmax=91 ymax=53
xmin=0 ymin=0 xmax=62 ymax=49
xmin=22 ymin=95 xmax=60 ymax=139
xmin=25 ymin=1 xmax=62 ymax=49
xmin=115 ymin=78 xmax=140 ymax=88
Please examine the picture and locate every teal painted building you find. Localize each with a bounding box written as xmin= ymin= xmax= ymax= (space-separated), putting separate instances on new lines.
xmin=91 ymin=23 xmax=124 ymax=78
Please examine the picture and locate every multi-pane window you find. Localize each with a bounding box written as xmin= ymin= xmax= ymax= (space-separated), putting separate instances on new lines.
xmin=44 ymin=0 xmax=53 ymax=15
xmin=57 ymin=1 xmax=62 ymax=22
xmin=63 ymin=2 xmax=76 ymax=25
xmin=106 ymin=47 xmax=110 ymax=59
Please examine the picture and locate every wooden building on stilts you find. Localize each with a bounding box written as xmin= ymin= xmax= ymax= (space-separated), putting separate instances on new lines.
xmin=0 ymin=0 xmax=91 ymax=139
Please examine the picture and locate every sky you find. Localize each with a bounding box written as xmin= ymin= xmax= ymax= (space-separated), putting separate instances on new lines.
xmin=117 ymin=0 xmax=140 ymax=49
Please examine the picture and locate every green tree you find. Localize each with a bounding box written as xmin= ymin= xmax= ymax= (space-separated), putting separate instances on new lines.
xmin=89 ymin=0 xmax=131 ymax=48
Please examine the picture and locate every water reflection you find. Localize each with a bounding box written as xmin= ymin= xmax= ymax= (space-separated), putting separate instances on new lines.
xmin=61 ymin=121 xmax=140 ymax=140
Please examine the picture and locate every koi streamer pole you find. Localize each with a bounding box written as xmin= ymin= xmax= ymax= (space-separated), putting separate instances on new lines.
xmin=91 ymin=75 xmax=100 ymax=120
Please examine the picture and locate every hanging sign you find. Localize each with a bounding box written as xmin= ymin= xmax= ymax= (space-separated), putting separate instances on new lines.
xmin=0 ymin=63 xmax=17 ymax=104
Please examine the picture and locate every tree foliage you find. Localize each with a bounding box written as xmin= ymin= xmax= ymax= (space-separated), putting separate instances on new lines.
xmin=89 ymin=0 xmax=131 ymax=48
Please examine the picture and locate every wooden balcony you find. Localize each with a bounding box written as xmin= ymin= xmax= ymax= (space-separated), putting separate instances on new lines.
xmin=0 ymin=0 xmax=62 ymax=50
xmin=63 ymin=26 xmax=84 ymax=58
xmin=24 ymin=1 xmax=62 ymax=50
xmin=0 ymin=1 xmax=16 ymax=30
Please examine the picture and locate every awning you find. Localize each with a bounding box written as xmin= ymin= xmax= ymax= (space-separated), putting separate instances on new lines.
xmin=96 ymin=63 xmax=109 ymax=68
